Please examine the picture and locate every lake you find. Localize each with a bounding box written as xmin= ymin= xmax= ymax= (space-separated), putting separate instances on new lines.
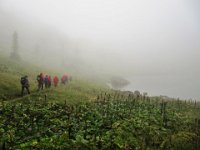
xmin=122 ymin=75 xmax=200 ymax=100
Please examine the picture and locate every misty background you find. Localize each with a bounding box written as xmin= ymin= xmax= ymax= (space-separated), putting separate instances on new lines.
xmin=0 ymin=0 xmax=200 ymax=100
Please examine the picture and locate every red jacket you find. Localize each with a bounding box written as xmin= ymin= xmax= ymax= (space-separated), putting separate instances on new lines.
xmin=61 ymin=75 xmax=68 ymax=82
xmin=48 ymin=76 xmax=51 ymax=82
xmin=53 ymin=76 xmax=59 ymax=83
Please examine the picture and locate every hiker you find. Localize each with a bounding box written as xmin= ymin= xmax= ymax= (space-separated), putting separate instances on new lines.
xmin=44 ymin=75 xmax=49 ymax=88
xmin=61 ymin=74 xmax=68 ymax=85
xmin=21 ymin=75 xmax=30 ymax=96
xmin=37 ymin=73 xmax=44 ymax=90
xmin=53 ymin=76 xmax=59 ymax=87
xmin=48 ymin=75 xmax=52 ymax=88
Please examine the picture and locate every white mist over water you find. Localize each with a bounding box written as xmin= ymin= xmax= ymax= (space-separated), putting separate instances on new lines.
xmin=0 ymin=0 xmax=200 ymax=100
xmin=123 ymin=75 xmax=200 ymax=100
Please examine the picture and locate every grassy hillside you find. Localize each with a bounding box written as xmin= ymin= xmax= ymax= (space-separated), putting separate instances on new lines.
xmin=0 ymin=54 xmax=200 ymax=150
xmin=0 ymin=54 xmax=108 ymax=102
xmin=0 ymin=54 xmax=39 ymax=99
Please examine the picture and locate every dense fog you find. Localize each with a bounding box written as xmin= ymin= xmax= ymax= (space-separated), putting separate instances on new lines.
xmin=0 ymin=0 xmax=200 ymax=99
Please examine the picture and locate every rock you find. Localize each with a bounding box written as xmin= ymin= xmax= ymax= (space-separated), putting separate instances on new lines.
xmin=109 ymin=76 xmax=130 ymax=89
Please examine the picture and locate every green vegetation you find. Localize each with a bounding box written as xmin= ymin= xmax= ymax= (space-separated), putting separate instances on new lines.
xmin=0 ymin=54 xmax=200 ymax=149
xmin=0 ymin=54 xmax=41 ymax=100
xmin=1 ymin=93 xmax=200 ymax=149
xmin=0 ymin=54 xmax=107 ymax=101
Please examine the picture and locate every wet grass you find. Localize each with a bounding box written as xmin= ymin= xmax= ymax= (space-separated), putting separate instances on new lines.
xmin=0 ymin=54 xmax=108 ymax=104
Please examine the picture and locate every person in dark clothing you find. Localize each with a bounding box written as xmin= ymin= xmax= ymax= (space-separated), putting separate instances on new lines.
xmin=21 ymin=75 xmax=30 ymax=96
xmin=37 ymin=73 xmax=44 ymax=90
xmin=44 ymin=75 xmax=49 ymax=88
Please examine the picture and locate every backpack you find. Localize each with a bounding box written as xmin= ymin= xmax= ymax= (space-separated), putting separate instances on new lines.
xmin=37 ymin=75 xmax=40 ymax=81
xmin=21 ymin=76 xmax=27 ymax=85
xmin=44 ymin=76 xmax=49 ymax=83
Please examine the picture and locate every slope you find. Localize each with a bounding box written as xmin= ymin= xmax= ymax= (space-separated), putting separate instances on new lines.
xmin=0 ymin=54 xmax=108 ymax=103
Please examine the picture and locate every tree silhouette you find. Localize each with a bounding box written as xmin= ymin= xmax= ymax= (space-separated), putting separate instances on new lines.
xmin=10 ymin=31 xmax=20 ymax=60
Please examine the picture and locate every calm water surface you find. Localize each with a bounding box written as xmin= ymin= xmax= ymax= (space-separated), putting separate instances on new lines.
xmin=122 ymin=75 xmax=200 ymax=100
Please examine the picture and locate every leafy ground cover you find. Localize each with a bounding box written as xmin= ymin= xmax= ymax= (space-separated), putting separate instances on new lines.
xmin=0 ymin=54 xmax=200 ymax=149
xmin=0 ymin=93 xmax=200 ymax=149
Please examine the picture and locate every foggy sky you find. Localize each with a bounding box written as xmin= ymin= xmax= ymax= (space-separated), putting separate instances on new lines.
xmin=0 ymin=0 xmax=200 ymax=99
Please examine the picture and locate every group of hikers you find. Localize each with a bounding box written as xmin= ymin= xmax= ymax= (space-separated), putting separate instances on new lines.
xmin=20 ymin=73 xmax=72 ymax=96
